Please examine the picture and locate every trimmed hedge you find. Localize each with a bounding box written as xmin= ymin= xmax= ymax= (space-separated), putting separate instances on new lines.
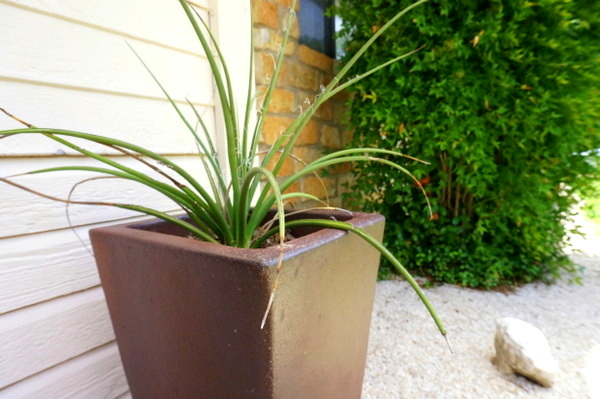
xmin=333 ymin=0 xmax=600 ymax=287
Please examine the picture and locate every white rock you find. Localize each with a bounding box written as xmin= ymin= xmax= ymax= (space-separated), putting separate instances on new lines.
xmin=493 ymin=317 xmax=559 ymax=387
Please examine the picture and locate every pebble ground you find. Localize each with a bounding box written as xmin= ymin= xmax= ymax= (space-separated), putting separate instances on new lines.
xmin=363 ymin=213 xmax=600 ymax=398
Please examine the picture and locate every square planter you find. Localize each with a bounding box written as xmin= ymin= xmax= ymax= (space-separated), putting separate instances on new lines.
xmin=90 ymin=209 xmax=384 ymax=398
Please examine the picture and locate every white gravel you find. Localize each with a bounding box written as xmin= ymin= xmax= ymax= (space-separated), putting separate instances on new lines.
xmin=363 ymin=214 xmax=600 ymax=399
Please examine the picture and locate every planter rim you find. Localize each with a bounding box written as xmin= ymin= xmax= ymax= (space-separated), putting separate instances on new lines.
xmin=90 ymin=209 xmax=385 ymax=268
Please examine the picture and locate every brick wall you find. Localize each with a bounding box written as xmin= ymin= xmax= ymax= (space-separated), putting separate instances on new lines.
xmin=252 ymin=0 xmax=352 ymax=208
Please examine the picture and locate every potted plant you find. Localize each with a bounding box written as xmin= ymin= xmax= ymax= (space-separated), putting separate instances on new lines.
xmin=0 ymin=0 xmax=448 ymax=397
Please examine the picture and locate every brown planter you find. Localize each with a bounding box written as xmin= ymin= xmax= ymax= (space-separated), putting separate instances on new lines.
xmin=90 ymin=209 xmax=384 ymax=399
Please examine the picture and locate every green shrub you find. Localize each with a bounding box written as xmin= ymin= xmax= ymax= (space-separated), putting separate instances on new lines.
xmin=333 ymin=0 xmax=600 ymax=287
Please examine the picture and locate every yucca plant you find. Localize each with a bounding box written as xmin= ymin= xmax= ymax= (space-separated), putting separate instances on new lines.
xmin=0 ymin=0 xmax=449 ymax=347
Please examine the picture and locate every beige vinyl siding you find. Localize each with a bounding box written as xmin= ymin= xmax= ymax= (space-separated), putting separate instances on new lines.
xmin=0 ymin=0 xmax=251 ymax=396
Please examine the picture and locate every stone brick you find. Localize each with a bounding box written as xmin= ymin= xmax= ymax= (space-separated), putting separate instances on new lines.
xmin=266 ymin=88 xmax=295 ymax=113
xmin=341 ymin=128 xmax=354 ymax=147
xmin=293 ymin=146 xmax=321 ymax=166
xmin=262 ymin=115 xmax=295 ymax=145
xmin=295 ymin=91 xmax=316 ymax=111
xmin=331 ymin=161 xmax=352 ymax=174
xmin=321 ymin=73 xmax=333 ymax=86
xmin=299 ymin=45 xmax=333 ymax=72
xmin=319 ymin=74 xmax=336 ymax=94
xmin=295 ymin=120 xmax=318 ymax=145
xmin=254 ymin=52 xmax=271 ymax=87
xmin=253 ymin=0 xmax=280 ymax=30
xmin=302 ymin=175 xmax=335 ymax=200
xmin=314 ymin=100 xmax=333 ymax=121
xmin=321 ymin=125 xmax=341 ymax=149
xmin=319 ymin=75 xmax=348 ymax=102
xmin=275 ymin=4 xmax=301 ymax=39
xmin=274 ymin=0 xmax=299 ymax=11
xmin=332 ymin=102 xmax=347 ymax=124
xmin=287 ymin=15 xmax=300 ymax=39
xmin=286 ymin=63 xmax=319 ymax=91
xmin=264 ymin=151 xmax=295 ymax=177
xmin=262 ymin=116 xmax=318 ymax=146
xmin=255 ymin=52 xmax=289 ymax=87
xmin=253 ymin=27 xmax=296 ymax=55
xmin=282 ymin=181 xmax=302 ymax=206
xmin=297 ymin=90 xmax=334 ymax=122
xmin=327 ymin=196 xmax=343 ymax=208
xmin=331 ymin=85 xmax=350 ymax=102
xmin=255 ymin=85 xmax=267 ymax=112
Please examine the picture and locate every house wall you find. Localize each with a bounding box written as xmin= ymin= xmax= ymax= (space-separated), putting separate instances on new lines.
xmin=0 ymin=0 xmax=250 ymax=397
xmin=252 ymin=0 xmax=352 ymax=208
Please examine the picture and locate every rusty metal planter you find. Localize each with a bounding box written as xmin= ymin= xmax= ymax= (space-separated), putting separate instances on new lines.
xmin=90 ymin=209 xmax=384 ymax=399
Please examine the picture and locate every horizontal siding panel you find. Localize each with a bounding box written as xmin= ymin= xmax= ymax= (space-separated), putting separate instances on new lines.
xmin=2 ymin=0 xmax=210 ymax=54
xmin=0 ymin=287 xmax=115 ymax=388
xmin=0 ymin=4 xmax=214 ymax=104
xmin=0 ymin=215 xmax=152 ymax=315
xmin=0 ymin=153 xmax=214 ymax=178
xmin=0 ymin=343 xmax=128 ymax=399
xmin=0 ymin=229 xmax=97 ymax=315
xmin=0 ymin=81 xmax=216 ymax=156
xmin=0 ymin=155 xmax=214 ymax=237
xmin=0 ymin=171 xmax=179 ymax=237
